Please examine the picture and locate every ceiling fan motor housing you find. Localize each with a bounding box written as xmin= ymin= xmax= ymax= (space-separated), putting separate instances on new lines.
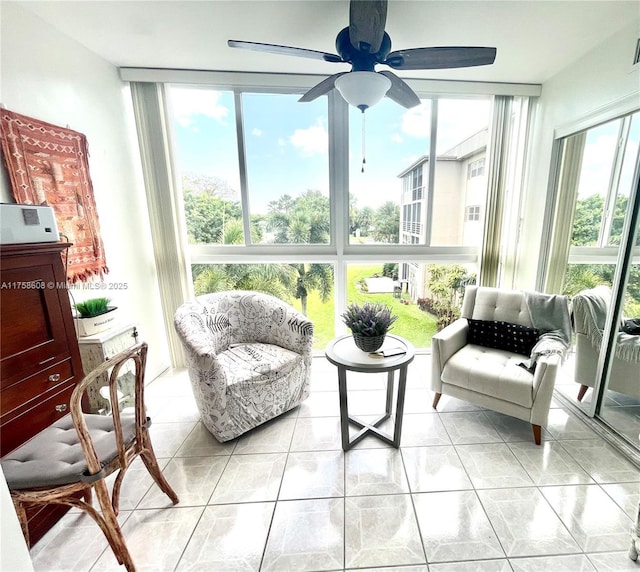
xmin=335 ymin=27 xmax=392 ymax=71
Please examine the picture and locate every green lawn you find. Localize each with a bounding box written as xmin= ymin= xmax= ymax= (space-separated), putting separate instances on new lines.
xmin=291 ymin=264 xmax=438 ymax=350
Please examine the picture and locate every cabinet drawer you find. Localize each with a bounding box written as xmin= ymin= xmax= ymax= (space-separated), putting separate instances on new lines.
xmin=0 ymin=358 xmax=75 ymax=418
xmin=0 ymin=382 xmax=74 ymax=456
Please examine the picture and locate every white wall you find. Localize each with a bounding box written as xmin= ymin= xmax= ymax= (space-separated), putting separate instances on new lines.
xmin=0 ymin=3 xmax=170 ymax=378
xmin=515 ymin=21 xmax=640 ymax=290
xmin=0 ymin=467 xmax=33 ymax=571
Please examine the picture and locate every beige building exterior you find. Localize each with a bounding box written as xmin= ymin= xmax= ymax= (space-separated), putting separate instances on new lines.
xmin=398 ymin=128 xmax=488 ymax=299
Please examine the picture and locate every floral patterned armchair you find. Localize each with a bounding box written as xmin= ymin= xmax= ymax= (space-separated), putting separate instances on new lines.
xmin=174 ymin=291 xmax=314 ymax=442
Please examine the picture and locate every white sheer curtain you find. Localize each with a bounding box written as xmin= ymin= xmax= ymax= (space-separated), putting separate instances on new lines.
xmin=130 ymin=82 xmax=191 ymax=367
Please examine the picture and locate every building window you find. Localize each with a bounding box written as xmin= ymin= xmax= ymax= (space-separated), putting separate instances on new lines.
xmin=468 ymin=158 xmax=485 ymax=179
xmin=466 ymin=205 xmax=481 ymax=221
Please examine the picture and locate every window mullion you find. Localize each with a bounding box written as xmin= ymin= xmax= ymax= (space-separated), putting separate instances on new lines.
xmin=233 ymin=91 xmax=252 ymax=246
xmin=599 ymin=117 xmax=632 ymax=247
xmin=425 ymin=98 xmax=438 ymax=246
xmin=329 ymin=90 xmax=349 ymax=332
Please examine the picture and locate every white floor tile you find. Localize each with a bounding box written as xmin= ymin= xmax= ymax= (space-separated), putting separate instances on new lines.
xmin=413 ymin=490 xmax=504 ymax=562
xmin=279 ymin=450 xmax=344 ymax=500
xmin=540 ymin=484 xmax=633 ymax=552
xmin=402 ymin=445 xmax=473 ymax=492
xmin=261 ymin=498 xmax=344 ymax=571
xmin=478 ymin=487 xmax=581 ymax=557
xmin=455 ymin=442 xmax=534 ymax=488
xmin=345 ymin=448 xmax=410 ymax=496
xmin=344 ymin=494 xmax=425 ymax=568
xmin=176 ymin=502 xmax=274 ymax=571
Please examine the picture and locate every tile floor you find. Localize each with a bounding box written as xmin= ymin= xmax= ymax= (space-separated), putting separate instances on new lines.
xmin=554 ymin=354 xmax=640 ymax=445
xmin=28 ymin=355 xmax=640 ymax=572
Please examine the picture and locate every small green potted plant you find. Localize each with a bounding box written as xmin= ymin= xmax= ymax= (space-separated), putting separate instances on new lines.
xmin=74 ymin=296 xmax=118 ymax=337
xmin=341 ymin=302 xmax=398 ymax=352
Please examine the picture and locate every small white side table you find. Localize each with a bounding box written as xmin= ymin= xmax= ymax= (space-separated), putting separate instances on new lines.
xmin=325 ymin=334 xmax=415 ymax=451
xmin=78 ymin=323 xmax=139 ymax=413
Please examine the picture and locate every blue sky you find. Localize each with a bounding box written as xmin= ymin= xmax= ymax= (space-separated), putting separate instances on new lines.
xmin=168 ymin=86 xmax=490 ymax=213
xmin=578 ymin=113 xmax=639 ymax=199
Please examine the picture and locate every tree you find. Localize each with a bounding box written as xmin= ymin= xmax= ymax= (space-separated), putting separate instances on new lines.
xmin=424 ymin=264 xmax=476 ymax=330
xmin=570 ymin=194 xmax=603 ymax=246
xmin=183 ymin=190 xmax=243 ymax=244
xmin=265 ymin=190 xmax=333 ymax=313
xmin=372 ymin=202 xmax=400 ymax=243
xmin=609 ymin=194 xmax=628 ymax=246
xmin=564 ymin=194 xmax=640 ymax=314
xmin=348 ymin=194 xmax=373 ymax=238
xmin=563 ymin=264 xmax=610 ymax=298
xmin=294 ymin=263 xmax=333 ymax=315
xmin=267 ymin=190 xmax=330 ymax=245
xmin=194 ymin=263 xmax=297 ymax=300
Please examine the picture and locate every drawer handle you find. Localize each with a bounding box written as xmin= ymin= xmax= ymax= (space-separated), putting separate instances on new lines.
xmin=55 ymin=404 xmax=67 ymax=412
xmin=49 ymin=373 xmax=61 ymax=382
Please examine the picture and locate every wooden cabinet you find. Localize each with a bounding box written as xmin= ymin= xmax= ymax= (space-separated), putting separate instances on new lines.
xmin=0 ymin=242 xmax=85 ymax=544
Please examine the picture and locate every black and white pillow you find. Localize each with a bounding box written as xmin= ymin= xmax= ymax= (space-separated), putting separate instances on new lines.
xmin=467 ymin=319 xmax=539 ymax=356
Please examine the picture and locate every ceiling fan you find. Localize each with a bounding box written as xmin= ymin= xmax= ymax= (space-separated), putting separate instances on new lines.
xmin=228 ymin=0 xmax=497 ymax=112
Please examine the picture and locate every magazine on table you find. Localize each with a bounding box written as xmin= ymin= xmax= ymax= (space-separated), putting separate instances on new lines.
xmin=369 ymin=346 xmax=406 ymax=358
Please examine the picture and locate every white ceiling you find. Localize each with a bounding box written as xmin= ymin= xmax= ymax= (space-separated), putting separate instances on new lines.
xmin=18 ymin=0 xmax=640 ymax=85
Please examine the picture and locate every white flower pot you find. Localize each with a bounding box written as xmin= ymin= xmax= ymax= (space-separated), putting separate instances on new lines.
xmin=75 ymin=308 xmax=119 ymax=337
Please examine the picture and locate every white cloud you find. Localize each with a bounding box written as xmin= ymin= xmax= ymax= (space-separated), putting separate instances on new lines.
xmin=289 ymin=118 xmax=328 ymax=157
xmin=401 ymin=103 xmax=431 ymax=138
xmin=252 ymin=128 xmax=263 ymax=137
xmin=436 ymin=99 xmax=491 ymax=152
xmin=169 ymin=88 xmax=229 ymax=127
xmin=400 ymin=99 xmax=492 ymax=153
xmin=401 ymin=154 xmax=423 ymax=167
xmin=277 ymin=137 xmax=286 ymax=147
xmin=578 ymin=133 xmax=619 ymax=198
xmin=350 ymin=174 xmax=400 ymax=209
xmin=391 ymin=133 xmax=403 ymax=144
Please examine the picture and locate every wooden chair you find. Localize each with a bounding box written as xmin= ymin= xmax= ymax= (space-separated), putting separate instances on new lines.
xmin=0 ymin=342 xmax=179 ymax=571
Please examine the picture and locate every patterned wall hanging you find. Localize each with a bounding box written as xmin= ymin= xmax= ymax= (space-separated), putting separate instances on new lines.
xmin=0 ymin=108 xmax=108 ymax=282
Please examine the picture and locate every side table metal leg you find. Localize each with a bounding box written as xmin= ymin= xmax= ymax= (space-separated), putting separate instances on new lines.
xmin=337 ymin=366 xmax=351 ymax=451
xmin=385 ymin=371 xmax=394 ymax=416
xmin=392 ymin=365 xmax=409 ymax=447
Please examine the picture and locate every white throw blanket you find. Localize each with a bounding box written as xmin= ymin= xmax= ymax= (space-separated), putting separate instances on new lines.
xmin=573 ymin=287 xmax=640 ymax=363
xmin=524 ymin=291 xmax=572 ymax=364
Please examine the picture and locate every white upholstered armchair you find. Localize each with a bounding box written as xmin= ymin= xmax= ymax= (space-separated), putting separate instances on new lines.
xmin=174 ymin=291 xmax=314 ymax=442
xmin=431 ymin=286 xmax=571 ymax=444
xmin=572 ymin=286 xmax=640 ymax=401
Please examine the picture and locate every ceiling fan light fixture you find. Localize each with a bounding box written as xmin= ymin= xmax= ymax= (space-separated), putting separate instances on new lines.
xmin=335 ymin=71 xmax=391 ymax=112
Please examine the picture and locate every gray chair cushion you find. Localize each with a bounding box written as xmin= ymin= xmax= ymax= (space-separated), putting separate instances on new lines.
xmin=1 ymin=413 xmax=136 ymax=490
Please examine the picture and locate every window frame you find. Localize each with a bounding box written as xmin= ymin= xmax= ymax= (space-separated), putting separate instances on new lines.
xmin=542 ymin=108 xmax=640 ymax=293
xmin=468 ymin=158 xmax=485 ymax=179
xmin=128 ymin=72 xmax=536 ymax=358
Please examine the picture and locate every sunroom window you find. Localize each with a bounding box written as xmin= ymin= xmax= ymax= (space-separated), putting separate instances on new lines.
xmin=129 ymin=75 xmax=534 ymax=356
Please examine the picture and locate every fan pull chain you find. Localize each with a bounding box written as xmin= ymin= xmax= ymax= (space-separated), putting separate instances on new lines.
xmin=361 ymin=110 xmax=366 ymax=173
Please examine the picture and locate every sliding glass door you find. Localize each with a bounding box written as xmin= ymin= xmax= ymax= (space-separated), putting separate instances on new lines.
xmin=548 ymin=109 xmax=640 ymax=450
